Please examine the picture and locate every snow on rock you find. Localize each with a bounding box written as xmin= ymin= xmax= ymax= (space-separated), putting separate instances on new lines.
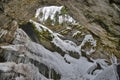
xmin=30 ymin=19 xmax=53 ymax=34
xmin=25 ymin=41 xmax=75 ymax=79
xmin=24 ymin=41 xmax=101 ymax=80
xmin=93 ymin=65 xmax=119 ymax=80
xmin=35 ymin=6 xmax=63 ymax=19
xmin=0 ymin=3 xmax=118 ymax=80
xmin=1 ymin=19 xmax=118 ymax=80
xmin=13 ymin=28 xmax=30 ymax=44
xmin=0 ymin=44 xmax=25 ymax=52
xmin=58 ymin=14 xmax=76 ymax=24
xmin=72 ymin=31 xmax=81 ymax=37
xmin=52 ymin=36 xmax=80 ymax=53
xmin=79 ymin=34 xmax=97 ymax=55
xmin=0 ymin=38 xmax=96 ymax=80
xmin=79 ymin=34 xmax=96 ymax=48
xmin=1 ymin=26 xmax=118 ymax=80
xmin=30 ymin=20 xmax=80 ymax=54
xmin=94 ymin=59 xmax=109 ymax=69
xmin=111 ymin=54 xmax=118 ymax=64
xmin=0 ymin=62 xmax=15 ymax=72
xmin=35 ymin=6 xmax=76 ymax=25
xmin=0 ymin=14 xmax=118 ymax=80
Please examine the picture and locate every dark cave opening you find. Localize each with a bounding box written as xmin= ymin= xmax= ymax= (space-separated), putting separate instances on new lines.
xmin=19 ymin=22 xmax=39 ymax=43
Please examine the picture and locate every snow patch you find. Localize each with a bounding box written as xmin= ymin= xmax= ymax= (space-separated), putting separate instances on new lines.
xmin=52 ymin=37 xmax=80 ymax=53
xmin=72 ymin=31 xmax=81 ymax=37
xmin=35 ymin=6 xmax=76 ymax=25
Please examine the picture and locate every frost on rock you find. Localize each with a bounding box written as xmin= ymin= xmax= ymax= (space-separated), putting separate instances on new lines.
xmin=35 ymin=6 xmax=76 ymax=25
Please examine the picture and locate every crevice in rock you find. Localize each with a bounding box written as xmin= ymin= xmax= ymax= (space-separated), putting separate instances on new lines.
xmin=92 ymin=19 xmax=120 ymax=38
xmin=30 ymin=59 xmax=61 ymax=80
xmin=0 ymin=71 xmax=26 ymax=80
xmin=0 ymin=2 xmax=4 ymax=13
xmin=19 ymin=22 xmax=40 ymax=43
xmin=117 ymin=64 xmax=120 ymax=79
xmin=0 ymin=49 xmax=6 ymax=62
xmin=109 ymin=0 xmax=120 ymax=4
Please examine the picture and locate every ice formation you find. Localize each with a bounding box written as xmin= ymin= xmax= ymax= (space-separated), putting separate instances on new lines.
xmin=1 ymin=20 xmax=118 ymax=80
xmin=0 ymin=6 xmax=119 ymax=80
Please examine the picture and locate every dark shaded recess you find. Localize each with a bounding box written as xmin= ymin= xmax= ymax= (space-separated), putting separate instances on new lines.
xmin=19 ymin=22 xmax=39 ymax=43
xmin=114 ymin=22 xmax=120 ymax=26
xmin=0 ymin=2 xmax=4 ymax=13
xmin=0 ymin=49 xmax=6 ymax=62
xmin=39 ymin=0 xmax=59 ymax=6
xmin=0 ymin=0 xmax=11 ymax=3
xmin=117 ymin=64 xmax=120 ymax=79
xmin=109 ymin=0 xmax=120 ymax=4
xmin=0 ymin=56 xmax=5 ymax=62
xmin=114 ymin=23 xmax=120 ymax=36
xmin=0 ymin=0 xmax=11 ymax=13
xmin=90 ymin=63 xmax=102 ymax=75
xmin=30 ymin=59 xmax=61 ymax=80
xmin=52 ymin=43 xmax=66 ymax=56
xmin=94 ymin=19 xmax=109 ymax=32
xmin=117 ymin=39 xmax=120 ymax=50
xmin=81 ymin=51 xmax=94 ymax=62
xmin=69 ymin=51 xmax=80 ymax=59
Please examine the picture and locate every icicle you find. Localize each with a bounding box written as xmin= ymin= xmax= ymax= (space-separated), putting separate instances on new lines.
xmin=111 ymin=54 xmax=117 ymax=64
xmin=49 ymin=67 xmax=51 ymax=79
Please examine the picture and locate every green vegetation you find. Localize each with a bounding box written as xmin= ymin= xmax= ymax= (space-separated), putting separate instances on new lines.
xmin=60 ymin=29 xmax=71 ymax=35
xmin=60 ymin=6 xmax=68 ymax=15
xmin=45 ymin=16 xmax=53 ymax=26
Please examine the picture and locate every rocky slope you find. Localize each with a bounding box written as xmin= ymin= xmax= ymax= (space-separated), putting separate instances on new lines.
xmin=0 ymin=0 xmax=120 ymax=80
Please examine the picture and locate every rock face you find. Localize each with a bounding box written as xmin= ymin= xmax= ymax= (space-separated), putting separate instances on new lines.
xmin=0 ymin=0 xmax=120 ymax=80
